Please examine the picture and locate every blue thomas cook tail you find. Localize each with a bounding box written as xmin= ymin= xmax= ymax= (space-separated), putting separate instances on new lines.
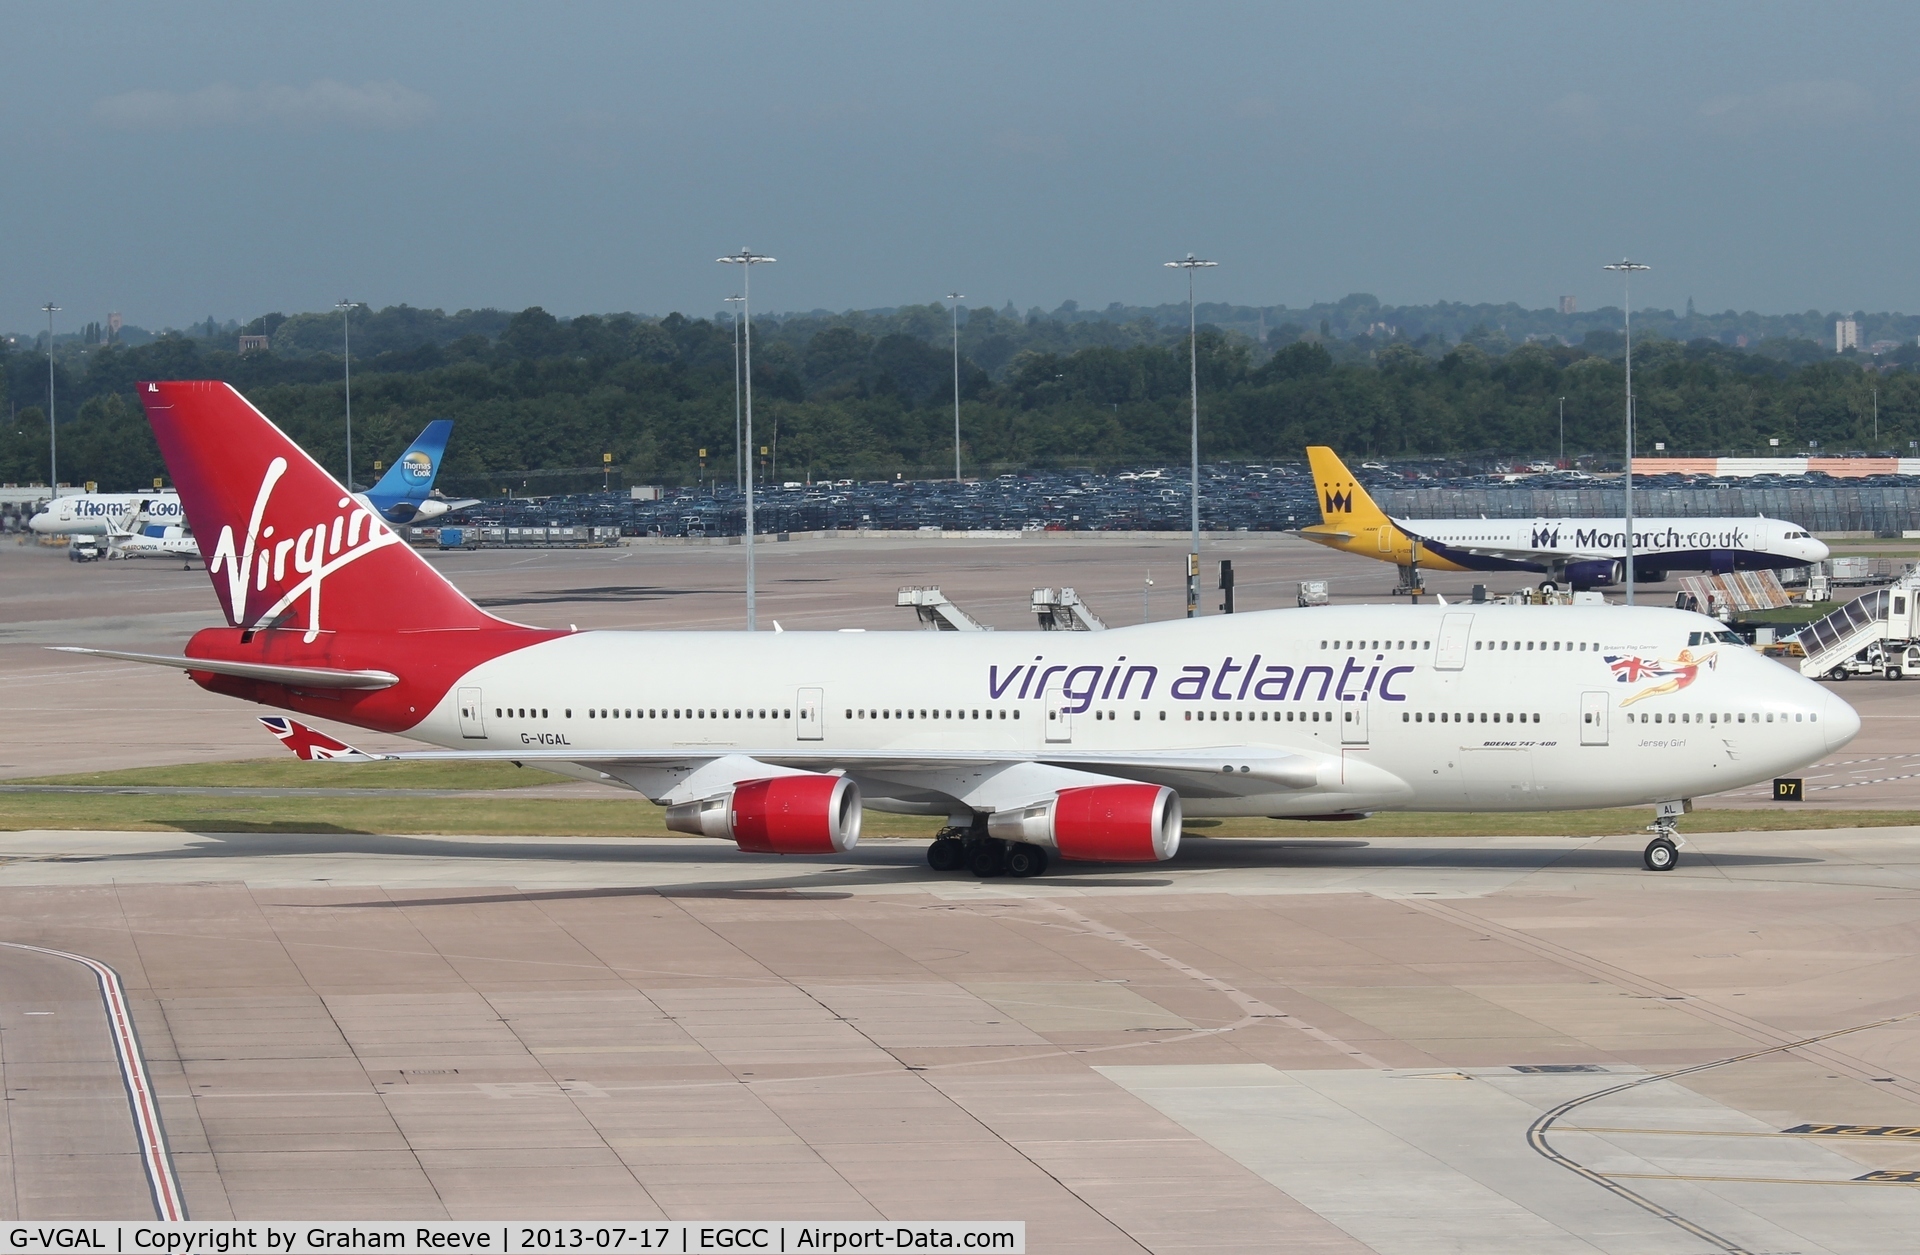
xmin=365 ymin=419 xmax=453 ymax=522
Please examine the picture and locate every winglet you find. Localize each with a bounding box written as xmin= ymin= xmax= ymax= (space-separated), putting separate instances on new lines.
xmin=258 ymin=716 xmax=377 ymax=761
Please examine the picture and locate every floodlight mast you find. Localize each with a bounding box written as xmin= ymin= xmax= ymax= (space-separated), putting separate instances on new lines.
xmin=717 ymin=250 xmax=774 ymax=630
xmin=947 ymin=293 xmax=964 ymax=481
xmin=1602 ymin=259 xmax=1649 ymax=605
xmin=725 ymin=295 xmax=745 ymax=492
xmin=335 ymin=300 xmax=359 ymax=489
xmin=1165 ymin=254 xmax=1217 ymax=617
xmin=41 ymin=302 xmax=60 ymax=494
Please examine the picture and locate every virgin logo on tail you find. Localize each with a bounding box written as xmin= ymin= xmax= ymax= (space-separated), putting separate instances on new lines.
xmin=207 ymin=457 xmax=400 ymax=640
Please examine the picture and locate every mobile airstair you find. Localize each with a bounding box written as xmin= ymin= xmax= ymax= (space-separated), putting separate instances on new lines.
xmin=1798 ymin=570 xmax=1920 ymax=679
xmin=897 ymin=586 xmax=992 ymax=631
xmin=1032 ymin=587 xmax=1108 ymax=631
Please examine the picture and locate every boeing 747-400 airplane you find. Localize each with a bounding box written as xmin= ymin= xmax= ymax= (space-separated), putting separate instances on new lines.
xmin=57 ymin=383 xmax=1855 ymax=877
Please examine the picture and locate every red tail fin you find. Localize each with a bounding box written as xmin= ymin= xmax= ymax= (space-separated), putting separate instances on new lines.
xmin=139 ymin=381 xmax=502 ymax=638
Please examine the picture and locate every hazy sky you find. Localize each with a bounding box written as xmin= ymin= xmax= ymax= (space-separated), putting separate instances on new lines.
xmin=6 ymin=2 xmax=1919 ymax=330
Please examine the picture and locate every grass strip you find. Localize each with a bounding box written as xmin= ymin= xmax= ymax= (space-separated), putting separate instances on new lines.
xmin=0 ymin=789 xmax=1912 ymax=839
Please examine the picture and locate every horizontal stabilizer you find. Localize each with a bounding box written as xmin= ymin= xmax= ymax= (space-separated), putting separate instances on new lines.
xmin=49 ymin=646 xmax=398 ymax=690
xmin=258 ymin=716 xmax=375 ymax=761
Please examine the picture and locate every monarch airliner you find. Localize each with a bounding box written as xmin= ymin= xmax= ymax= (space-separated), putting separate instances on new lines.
xmin=56 ymin=383 xmax=1855 ymax=878
xmin=1299 ymin=447 xmax=1827 ymax=590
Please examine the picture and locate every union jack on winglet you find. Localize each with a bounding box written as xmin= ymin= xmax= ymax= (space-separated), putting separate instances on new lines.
xmin=258 ymin=716 xmax=376 ymax=761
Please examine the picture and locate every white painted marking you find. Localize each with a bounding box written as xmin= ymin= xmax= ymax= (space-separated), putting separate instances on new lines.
xmin=0 ymin=942 xmax=187 ymax=1219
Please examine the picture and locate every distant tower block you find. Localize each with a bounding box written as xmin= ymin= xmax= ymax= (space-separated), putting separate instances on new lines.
xmin=1836 ymin=318 xmax=1859 ymax=352
xmin=1558 ymin=296 xmax=1576 ymax=315
xmin=238 ymin=335 xmax=270 ymax=354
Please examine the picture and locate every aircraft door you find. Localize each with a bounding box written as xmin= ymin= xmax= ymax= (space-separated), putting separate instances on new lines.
xmin=1044 ymin=685 xmax=1072 ymax=743
xmin=1436 ymin=612 xmax=1474 ymax=670
xmin=1342 ymin=700 xmax=1368 ymax=745
xmin=796 ymin=687 xmax=824 ymax=740
xmin=1376 ymin=525 xmax=1393 ymax=552
xmin=457 ymin=687 xmax=486 ymax=739
xmin=1580 ymin=691 xmax=1608 ymax=746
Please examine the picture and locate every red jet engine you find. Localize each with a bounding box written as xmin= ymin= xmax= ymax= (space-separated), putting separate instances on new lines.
xmin=987 ymin=782 xmax=1181 ymax=862
xmin=665 ymin=774 xmax=862 ymax=855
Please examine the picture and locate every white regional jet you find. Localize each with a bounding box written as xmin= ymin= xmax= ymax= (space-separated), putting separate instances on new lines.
xmin=59 ymin=382 xmax=1858 ymax=878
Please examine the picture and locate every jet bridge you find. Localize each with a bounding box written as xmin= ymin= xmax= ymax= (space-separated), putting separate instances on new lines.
xmin=897 ymin=586 xmax=991 ymax=631
xmin=1032 ymin=587 xmax=1107 ymax=631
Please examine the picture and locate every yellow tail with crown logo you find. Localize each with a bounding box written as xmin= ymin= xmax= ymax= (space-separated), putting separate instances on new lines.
xmin=1306 ymin=446 xmax=1393 ymax=533
xmin=1297 ymin=446 xmax=1468 ymax=573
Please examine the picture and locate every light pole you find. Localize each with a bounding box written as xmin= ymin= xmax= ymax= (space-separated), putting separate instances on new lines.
xmin=1602 ymin=259 xmax=1650 ymax=604
xmin=40 ymin=302 xmax=60 ymax=494
xmin=725 ymin=295 xmax=744 ymax=491
xmin=717 ymin=249 xmax=774 ymax=630
xmin=335 ymin=299 xmax=358 ymax=489
xmin=1165 ymin=253 xmax=1217 ymax=617
xmin=1557 ymin=396 xmax=1565 ymax=466
xmin=947 ymin=293 xmax=964 ymax=480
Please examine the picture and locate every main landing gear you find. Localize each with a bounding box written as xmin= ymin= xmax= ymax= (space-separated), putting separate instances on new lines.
xmin=1641 ymin=799 xmax=1691 ymax=872
xmin=927 ymin=827 xmax=1050 ymax=879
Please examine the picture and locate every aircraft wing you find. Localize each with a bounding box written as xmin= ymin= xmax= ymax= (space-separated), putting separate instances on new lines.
xmin=255 ymin=718 xmax=1336 ymax=808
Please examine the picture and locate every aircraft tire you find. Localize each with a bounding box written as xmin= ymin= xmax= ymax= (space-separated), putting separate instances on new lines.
xmin=1006 ymin=843 xmax=1049 ymax=878
xmin=927 ymin=837 xmax=966 ymax=872
xmin=968 ymin=841 xmax=1008 ymax=878
xmin=1642 ymin=837 xmax=1679 ymax=872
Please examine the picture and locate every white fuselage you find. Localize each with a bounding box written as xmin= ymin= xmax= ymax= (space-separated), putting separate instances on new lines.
xmin=1405 ymin=514 xmax=1827 ymax=570
xmin=30 ymin=492 xmax=185 ymax=537
xmin=399 ymin=604 xmax=1853 ymax=817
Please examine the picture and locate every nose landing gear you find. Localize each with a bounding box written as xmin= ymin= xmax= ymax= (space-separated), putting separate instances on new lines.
xmin=1642 ymin=799 xmax=1691 ymax=871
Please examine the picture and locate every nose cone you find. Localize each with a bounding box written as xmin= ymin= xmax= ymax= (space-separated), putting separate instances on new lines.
xmin=1823 ymin=689 xmax=1861 ymax=752
xmin=1804 ymin=536 xmax=1831 ymax=561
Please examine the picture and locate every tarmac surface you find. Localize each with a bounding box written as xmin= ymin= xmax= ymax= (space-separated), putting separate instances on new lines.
xmin=3 ymin=533 xmax=1920 ymax=1249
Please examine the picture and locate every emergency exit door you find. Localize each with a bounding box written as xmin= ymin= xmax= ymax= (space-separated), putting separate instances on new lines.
xmin=458 ymin=687 xmax=486 ymax=739
xmin=1342 ymin=701 xmax=1369 ymax=745
xmin=795 ymin=688 xmax=824 ymax=740
xmin=1580 ymin=691 xmax=1609 ymax=745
